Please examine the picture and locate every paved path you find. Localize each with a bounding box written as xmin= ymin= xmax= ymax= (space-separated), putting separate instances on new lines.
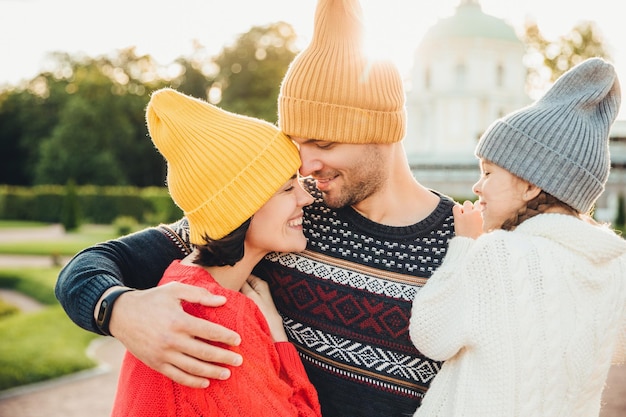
xmin=0 ymin=337 xmax=123 ymax=417
xmin=0 ymin=224 xmax=71 ymax=268
xmin=0 ymin=287 xmax=123 ymax=417
xmin=0 ymin=226 xmax=625 ymax=416
xmin=0 ymin=224 xmax=65 ymax=242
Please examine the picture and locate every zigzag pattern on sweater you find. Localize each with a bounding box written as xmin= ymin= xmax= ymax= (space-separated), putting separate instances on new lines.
xmin=284 ymin=317 xmax=442 ymax=387
xmin=261 ymin=250 xmax=443 ymax=396
xmin=265 ymin=251 xmax=427 ymax=302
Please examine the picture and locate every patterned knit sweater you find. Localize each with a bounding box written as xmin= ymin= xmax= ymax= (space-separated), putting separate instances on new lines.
xmin=55 ymin=181 xmax=455 ymax=417
xmin=253 ymin=182 xmax=456 ymax=416
xmin=410 ymin=214 xmax=626 ymax=417
xmin=111 ymin=260 xmax=321 ymax=417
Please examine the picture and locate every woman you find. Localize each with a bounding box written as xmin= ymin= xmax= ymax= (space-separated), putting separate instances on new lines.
xmin=110 ymin=88 xmax=320 ymax=417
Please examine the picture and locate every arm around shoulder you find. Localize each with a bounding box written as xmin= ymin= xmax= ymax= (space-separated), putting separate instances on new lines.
xmin=55 ymin=219 xmax=191 ymax=333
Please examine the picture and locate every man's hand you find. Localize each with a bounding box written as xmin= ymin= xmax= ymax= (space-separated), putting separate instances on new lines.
xmin=453 ymin=200 xmax=483 ymax=239
xmin=107 ymin=282 xmax=243 ymax=388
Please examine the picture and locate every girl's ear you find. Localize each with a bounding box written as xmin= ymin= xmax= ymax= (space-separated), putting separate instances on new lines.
xmin=523 ymin=183 xmax=542 ymax=202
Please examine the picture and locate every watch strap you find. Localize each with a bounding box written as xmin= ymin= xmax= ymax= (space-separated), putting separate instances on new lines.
xmin=96 ymin=287 xmax=134 ymax=336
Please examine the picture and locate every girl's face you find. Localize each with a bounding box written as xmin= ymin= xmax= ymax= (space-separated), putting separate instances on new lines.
xmin=246 ymin=175 xmax=314 ymax=254
xmin=472 ymin=160 xmax=538 ymax=232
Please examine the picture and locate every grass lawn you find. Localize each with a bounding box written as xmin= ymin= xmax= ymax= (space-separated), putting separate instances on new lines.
xmin=0 ymin=266 xmax=100 ymax=391
xmin=0 ymin=304 xmax=98 ymax=391
xmin=0 ymin=223 xmax=116 ymax=391
xmin=0 ymin=268 xmax=61 ymax=305
xmin=0 ymin=220 xmax=49 ymax=228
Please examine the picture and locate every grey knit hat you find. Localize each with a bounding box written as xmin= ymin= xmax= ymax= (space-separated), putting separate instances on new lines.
xmin=475 ymin=57 xmax=621 ymax=213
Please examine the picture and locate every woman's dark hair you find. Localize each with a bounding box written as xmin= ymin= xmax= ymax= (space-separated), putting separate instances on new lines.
xmin=192 ymin=219 xmax=252 ymax=267
xmin=500 ymin=191 xmax=579 ymax=231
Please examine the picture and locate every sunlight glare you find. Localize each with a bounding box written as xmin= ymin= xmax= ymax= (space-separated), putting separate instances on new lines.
xmin=362 ymin=32 xmax=395 ymax=64
xmin=359 ymin=1 xmax=454 ymax=76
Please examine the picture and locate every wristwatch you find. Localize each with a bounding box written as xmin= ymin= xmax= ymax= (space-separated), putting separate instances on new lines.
xmin=96 ymin=287 xmax=135 ymax=336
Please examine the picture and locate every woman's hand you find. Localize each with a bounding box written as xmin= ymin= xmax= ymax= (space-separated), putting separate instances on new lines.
xmin=242 ymin=275 xmax=288 ymax=342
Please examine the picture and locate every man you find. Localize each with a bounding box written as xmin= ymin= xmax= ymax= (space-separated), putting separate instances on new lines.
xmin=56 ymin=0 xmax=456 ymax=415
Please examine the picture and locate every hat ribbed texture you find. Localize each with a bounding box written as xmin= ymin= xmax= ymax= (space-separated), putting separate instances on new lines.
xmin=146 ymin=88 xmax=301 ymax=244
xmin=476 ymin=58 xmax=621 ymax=213
xmin=278 ymin=0 xmax=406 ymax=144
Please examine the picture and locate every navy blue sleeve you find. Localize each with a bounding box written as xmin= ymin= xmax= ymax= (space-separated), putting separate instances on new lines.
xmin=55 ymin=219 xmax=191 ymax=334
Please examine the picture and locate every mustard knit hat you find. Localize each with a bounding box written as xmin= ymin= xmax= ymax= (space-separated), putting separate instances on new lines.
xmin=278 ymin=0 xmax=406 ymax=144
xmin=146 ymin=88 xmax=301 ymax=244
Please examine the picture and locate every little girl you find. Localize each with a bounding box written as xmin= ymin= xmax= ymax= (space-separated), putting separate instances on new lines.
xmin=410 ymin=58 xmax=626 ymax=416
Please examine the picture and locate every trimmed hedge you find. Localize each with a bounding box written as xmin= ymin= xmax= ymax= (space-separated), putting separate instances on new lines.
xmin=0 ymin=185 xmax=182 ymax=225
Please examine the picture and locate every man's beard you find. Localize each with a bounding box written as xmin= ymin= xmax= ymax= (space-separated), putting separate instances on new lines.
xmin=321 ymin=177 xmax=376 ymax=209
xmin=321 ymin=159 xmax=386 ymax=209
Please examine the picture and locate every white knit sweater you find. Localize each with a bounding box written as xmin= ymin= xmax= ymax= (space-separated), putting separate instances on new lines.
xmin=410 ymin=213 xmax=626 ymax=417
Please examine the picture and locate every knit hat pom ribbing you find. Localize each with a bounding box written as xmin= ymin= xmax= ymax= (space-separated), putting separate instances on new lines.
xmin=278 ymin=0 xmax=406 ymax=144
xmin=476 ymin=58 xmax=621 ymax=213
xmin=146 ymin=88 xmax=301 ymax=244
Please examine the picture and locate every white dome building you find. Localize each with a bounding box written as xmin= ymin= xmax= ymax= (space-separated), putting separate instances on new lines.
xmin=402 ymin=0 xmax=626 ymax=222
xmin=405 ymin=0 xmax=529 ymax=197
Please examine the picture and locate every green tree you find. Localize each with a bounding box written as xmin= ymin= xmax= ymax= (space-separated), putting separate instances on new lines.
xmin=29 ymin=50 xmax=169 ymax=186
xmin=35 ymin=94 xmax=127 ymax=185
xmin=212 ymin=22 xmax=299 ymax=122
xmin=0 ymin=25 xmax=296 ymax=187
xmin=95 ymin=48 xmax=171 ymax=186
xmin=0 ymin=75 xmax=70 ymax=185
xmin=0 ymin=90 xmax=31 ymax=184
xmin=524 ymin=20 xmax=610 ymax=96
xmin=174 ymin=57 xmax=216 ymax=101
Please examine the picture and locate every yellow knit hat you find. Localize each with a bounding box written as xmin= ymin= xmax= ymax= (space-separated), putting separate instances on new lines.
xmin=278 ymin=0 xmax=406 ymax=144
xmin=146 ymin=88 xmax=301 ymax=244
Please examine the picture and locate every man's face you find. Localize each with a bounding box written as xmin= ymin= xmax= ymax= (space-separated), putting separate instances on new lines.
xmin=291 ymin=137 xmax=387 ymax=209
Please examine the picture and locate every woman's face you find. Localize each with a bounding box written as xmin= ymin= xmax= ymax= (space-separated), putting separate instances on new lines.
xmin=472 ymin=160 xmax=535 ymax=232
xmin=246 ymin=175 xmax=314 ymax=254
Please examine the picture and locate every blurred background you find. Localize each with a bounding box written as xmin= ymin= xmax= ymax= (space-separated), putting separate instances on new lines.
xmin=0 ymin=1 xmax=624 ymax=416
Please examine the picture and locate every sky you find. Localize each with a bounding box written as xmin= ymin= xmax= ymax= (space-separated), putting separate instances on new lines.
xmin=1 ymin=0 xmax=625 ymax=118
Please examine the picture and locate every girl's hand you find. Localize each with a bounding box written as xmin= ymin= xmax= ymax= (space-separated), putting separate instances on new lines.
xmin=453 ymin=200 xmax=483 ymax=239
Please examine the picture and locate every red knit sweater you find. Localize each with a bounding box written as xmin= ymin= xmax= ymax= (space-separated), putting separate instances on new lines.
xmin=111 ymin=260 xmax=322 ymax=417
